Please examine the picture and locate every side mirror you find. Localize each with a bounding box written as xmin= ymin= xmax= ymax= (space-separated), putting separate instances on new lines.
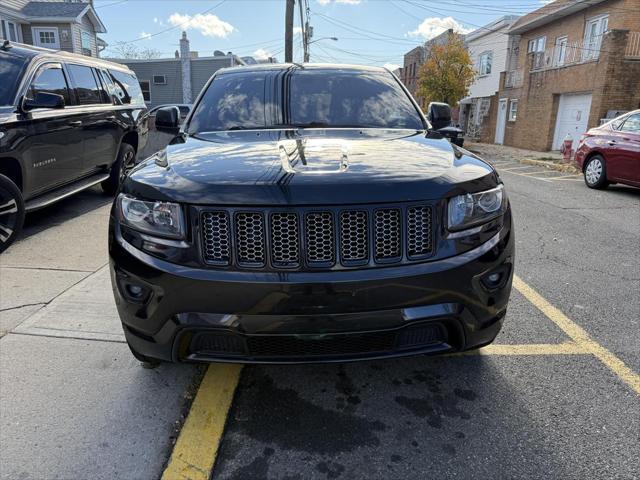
xmin=155 ymin=106 xmax=180 ymax=132
xmin=427 ymin=102 xmax=452 ymax=130
xmin=22 ymin=92 xmax=65 ymax=111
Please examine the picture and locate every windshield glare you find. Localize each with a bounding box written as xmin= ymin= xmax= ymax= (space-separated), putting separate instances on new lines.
xmin=187 ymin=69 xmax=424 ymax=133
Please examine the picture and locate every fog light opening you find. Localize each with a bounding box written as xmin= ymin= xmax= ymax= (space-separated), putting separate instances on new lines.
xmin=117 ymin=275 xmax=151 ymax=304
xmin=481 ymin=265 xmax=510 ymax=291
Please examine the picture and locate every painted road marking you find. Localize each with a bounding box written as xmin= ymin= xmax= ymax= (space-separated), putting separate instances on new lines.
xmin=500 ymin=166 xmax=541 ymax=172
xmin=513 ymin=275 xmax=640 ymax=395
xmin=500 ymin=169 xmax=554 ymax=182
xmin=453 ymin=342 xmax=588 ymax=356
xmin=162 ymin=364 xmax=242 ymax=480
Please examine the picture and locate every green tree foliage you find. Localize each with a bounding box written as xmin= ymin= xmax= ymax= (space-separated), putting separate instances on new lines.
xmin=416 ymin=33 xmax=475 ymax=107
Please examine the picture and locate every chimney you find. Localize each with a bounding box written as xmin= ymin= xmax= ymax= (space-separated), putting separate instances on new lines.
xmin=180 ymin=31 xmax=192 ymax=103
xmin=174 ymin=50 xmax=179 ymax=59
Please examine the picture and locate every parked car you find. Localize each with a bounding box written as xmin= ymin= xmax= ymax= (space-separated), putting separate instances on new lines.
xmin=0 ymin=41 xmax=148 ymax=253
xmin=109 ymin=64 xmax=514 ymax=366
xmin=426 ymin=102 xmax=464 ymax=147
xmin=575 ymin=110 xmax=640 ymax=189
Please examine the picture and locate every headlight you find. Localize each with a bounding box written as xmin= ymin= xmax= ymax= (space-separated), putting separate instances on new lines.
xmin=447 ymin=185 xmax=506 ymax=231
xmin=117 ymin=194 xmax=185 ymax=239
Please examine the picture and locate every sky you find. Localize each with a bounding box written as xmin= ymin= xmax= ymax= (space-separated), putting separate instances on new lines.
xmin=95 ymin=0 xmax=550 ymax=69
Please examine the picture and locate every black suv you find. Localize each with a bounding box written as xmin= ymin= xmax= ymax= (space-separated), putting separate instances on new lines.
xmin=0 ymin=42 xmax=148 ymax=253
xmin=109 ymin=64 xmax=514 ymax=365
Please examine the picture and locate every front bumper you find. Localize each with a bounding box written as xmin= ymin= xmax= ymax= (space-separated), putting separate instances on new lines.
xmin=109 ymin=214 xmax=514 ymax=364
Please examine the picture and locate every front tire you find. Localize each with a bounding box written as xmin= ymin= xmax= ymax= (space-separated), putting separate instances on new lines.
xmin=0 ymin=174 xmax=25 ymax=254
xmin=102 ymin=143 xmax=137 ymax=195
xmin=583 ymin=154 xmax=608 ymax=189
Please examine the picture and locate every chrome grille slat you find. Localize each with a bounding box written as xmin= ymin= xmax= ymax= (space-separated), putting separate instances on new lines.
xmin=374 ymin=209 xmax=401 ymax=261
xmin=200 ymin=204 xmax=434 ymax=270
xmin=407 ymin=206 xmax=433 ymax=258
xmin=270 ymin=212 xmax=300 ymax=267
xmin=201 ymin=211 xmax=231 ymax=264
xmin=235 ymin=212 xmax=265 ymax=266
xmin=305 ymin=212 xmax=335 ymax=264
xmin=339 ymin=210 xmax=368 ymax=264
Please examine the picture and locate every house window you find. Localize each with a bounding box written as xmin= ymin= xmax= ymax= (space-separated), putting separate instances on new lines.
xmin=81 ymin=31 xmax=92 ymax=56
xmin=139 ymin=80 xmax=151 ymax=102
xmin=508 ymin=100 xmax=518 ymax=122
xmin=153 ymin=75 xmax=167 ymax=85
xmin=33 ymin=27 xmax=60 ymax=49
xmin=478 ymin=51 xmax=493 ymax=75
xmin=1 ymin=20 xmax=20 ymax=42
xmin=555 ymin=36 xmax=568 ymax=66
xmin=528 ymin=36 xmax=546 ymax=53
xmin=583 ymin=15 xmax=608 ymax=60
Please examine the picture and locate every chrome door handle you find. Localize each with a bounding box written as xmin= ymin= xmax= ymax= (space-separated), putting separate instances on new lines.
xmin=607 ymin=140 xmax=616 ymax=146
xmin=68 ymin=121 xmax=82 ymax=127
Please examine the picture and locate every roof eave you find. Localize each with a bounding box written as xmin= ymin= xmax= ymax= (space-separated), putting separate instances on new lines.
xmin=508 ymin=0 xmax=608 ymax=35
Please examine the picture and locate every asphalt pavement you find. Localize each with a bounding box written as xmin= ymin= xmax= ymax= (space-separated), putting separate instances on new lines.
xmin=0 ymin=142 xmax=638 ymax=480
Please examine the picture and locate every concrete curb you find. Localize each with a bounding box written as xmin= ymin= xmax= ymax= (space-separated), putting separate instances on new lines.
xmin=520 ymin=158 xmax=580 ymax=174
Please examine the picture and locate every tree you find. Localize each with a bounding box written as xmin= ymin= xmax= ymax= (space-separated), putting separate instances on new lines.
xmin=416 ymin=33 xmax=475 ymax=108
xmin=106 ymin=41 xmax=162 ymax=60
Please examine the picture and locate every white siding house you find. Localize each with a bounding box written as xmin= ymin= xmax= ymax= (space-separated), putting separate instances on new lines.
xmin=460 ymin=15 xmax=519 ymax=140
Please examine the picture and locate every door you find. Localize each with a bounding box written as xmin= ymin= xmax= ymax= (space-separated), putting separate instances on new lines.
xmin=552 ymin=93 xmax=592 ymax=150
xmin=65 ymin=63 xmax=120 ymax=173
xmin=495 ymin=98 xmax=508 ymax=144
xmin=608 ymin=113 xmax=640 ymax=183
xmin=32 ymin=27 xmax=60 ymax=50
xmin=19 ymin=62 xmax=85 ymax=196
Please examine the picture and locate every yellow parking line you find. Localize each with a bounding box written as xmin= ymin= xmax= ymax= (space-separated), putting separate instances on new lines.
xmin=162 ymin=364 xmax=243 ymax=480
xmin=500 ymin=170 xmax=554 ymax=182
xmin=513 ymin=275 xmax=640 ymax=395
xmin=452 ymin=342 xmax=588 ymax=356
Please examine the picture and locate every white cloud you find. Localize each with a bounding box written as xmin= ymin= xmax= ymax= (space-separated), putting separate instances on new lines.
xmin=153 ymin=17 xmax=164 ymax=26
xmin=139 ymin=31 xmax=152 ymax=40
xmin=407 ymin=16 xmax=472 ymax=40
xmin=383 ymin=63 xmax=401 ymax=71
xmin=168 ymin=13 xmax=235 ymax=38
xmin=253 ymin=48 xmax=273 ymax=60
xmin=317 ymin=0 xmax=362 ymax=5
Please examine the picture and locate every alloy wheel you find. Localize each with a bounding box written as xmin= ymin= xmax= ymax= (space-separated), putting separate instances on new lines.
xmin=0 ymin=187 xmax=20 ymax=247
xmin=585 ymin=158 xmax=603 ymax=185
xmin=119 ymin=150 xmax=136 ymax=183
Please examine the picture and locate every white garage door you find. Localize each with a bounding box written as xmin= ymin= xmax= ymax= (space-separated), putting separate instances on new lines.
xmin=552 ymin=93 xmax=592 ymax=150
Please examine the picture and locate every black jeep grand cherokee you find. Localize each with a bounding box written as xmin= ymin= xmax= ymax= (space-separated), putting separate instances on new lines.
xmin=0 ymin=42 xmax=147 ymax=253
xmin=110 ymin=64 xmax=514 ymax=365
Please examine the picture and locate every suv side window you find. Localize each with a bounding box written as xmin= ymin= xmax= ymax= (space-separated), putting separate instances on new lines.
xmin=66 ymin=64 xmax=102 ymax=105
xmin=26 ymin=63 xmax=71 ymax=105
xmin=619 ymin=113 xmax=640 ymax=133
xmin=109 ymin=70 xmax=145 ymax=106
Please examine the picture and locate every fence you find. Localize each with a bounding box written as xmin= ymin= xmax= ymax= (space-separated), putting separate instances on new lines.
xmin=625 ymin=31 xmax=640 ymax=58
xmin=530 ymin=33 xmax=605 ymax=71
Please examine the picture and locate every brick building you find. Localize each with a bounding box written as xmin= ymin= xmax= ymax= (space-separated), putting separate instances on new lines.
xmin=494 ymin=0 xmax=640 ymax=151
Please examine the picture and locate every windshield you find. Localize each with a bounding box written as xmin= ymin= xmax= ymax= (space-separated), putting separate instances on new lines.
xmin=187 ymin=69 xmax=424 ymax=133
xmin=0 ymin=52 xmax=29 ymax=106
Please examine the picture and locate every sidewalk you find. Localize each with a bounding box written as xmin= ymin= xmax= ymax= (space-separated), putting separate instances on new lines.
xmin=465 ymin=142 xmax=579 ymax=173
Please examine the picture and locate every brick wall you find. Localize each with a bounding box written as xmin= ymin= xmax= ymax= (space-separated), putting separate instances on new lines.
xmin=496 ymin=0 xmax=640 ymax=151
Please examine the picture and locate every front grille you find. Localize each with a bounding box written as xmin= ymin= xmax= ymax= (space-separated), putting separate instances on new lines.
xmin=188 ymin=324 xmax=446 ymax=359
xmin=340 ymin=210 xmax=368 ymax=263
xmin=235 ymin=212 xmax=265 ymax=266
xmin=200 ymin=203 xmax=434 ymax=270
xmin=270 ymin=212 xmax=300 ymax=267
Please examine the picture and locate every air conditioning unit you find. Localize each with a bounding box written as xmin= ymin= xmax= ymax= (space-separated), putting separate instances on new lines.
xmin=153 ymin=75 xmax=166 ymax=85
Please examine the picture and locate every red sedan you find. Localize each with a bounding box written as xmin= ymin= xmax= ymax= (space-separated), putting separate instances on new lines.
xmin=574 ymin=110 xmax=640 ymax=189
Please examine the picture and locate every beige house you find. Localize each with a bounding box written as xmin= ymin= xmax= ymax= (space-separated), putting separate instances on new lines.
xmin=0 ymin=0 xmax=107 ymax=57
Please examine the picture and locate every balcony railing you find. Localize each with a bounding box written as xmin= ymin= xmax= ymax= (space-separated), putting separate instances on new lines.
xmin=625 ymin=31 xmax=640 ymax=58
xmin=530 ymin=33 xmax=605 ymax=71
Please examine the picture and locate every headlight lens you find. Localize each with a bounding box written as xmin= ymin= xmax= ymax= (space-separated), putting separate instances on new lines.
xmin=117 ymin=194 xmax=185 ymax=239
xmin=447 ymin=185 xmax=505 ymax=231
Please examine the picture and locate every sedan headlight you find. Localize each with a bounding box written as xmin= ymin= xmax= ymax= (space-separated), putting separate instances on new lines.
xmin=447 ymin=185 xmax=506 ymax=231
xmin=117 ymin=194 xmax=185 ymax=239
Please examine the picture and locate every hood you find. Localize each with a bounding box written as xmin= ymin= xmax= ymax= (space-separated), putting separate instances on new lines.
xmin=125 ymin=129 xmax=498 ymax=205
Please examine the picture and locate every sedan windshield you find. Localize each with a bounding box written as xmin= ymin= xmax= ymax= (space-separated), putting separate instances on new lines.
xmin=188 ymin=69 xmax=424 ymax=133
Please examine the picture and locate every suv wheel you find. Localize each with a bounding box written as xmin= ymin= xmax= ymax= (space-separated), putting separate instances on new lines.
xmin=0 ymin=174 xmax=25 ymax=254
xmin=102 ymin=143 xmax=137 ymax=195
xmin=584 ymin=154 xmax=608 ymax=189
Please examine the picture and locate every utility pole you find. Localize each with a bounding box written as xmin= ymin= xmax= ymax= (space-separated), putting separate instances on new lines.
xmin=298 ymin=0 xmax=308 ymax=63
xmin=285 ymin=0 xmax=294 ymax=63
